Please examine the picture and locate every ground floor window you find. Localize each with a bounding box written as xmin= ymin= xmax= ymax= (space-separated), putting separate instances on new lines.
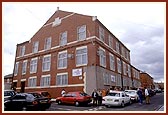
xmin=56 ymin=73 xmax=68 ymax=86
xmin=40 ymin=75 xmax=50 ymax=87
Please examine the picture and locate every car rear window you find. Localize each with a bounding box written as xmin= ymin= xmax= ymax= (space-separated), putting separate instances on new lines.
xmin=107 ymin=92 xmax=120 ymax=97
xmin=41 ymin=92 xmax=50 ymax=97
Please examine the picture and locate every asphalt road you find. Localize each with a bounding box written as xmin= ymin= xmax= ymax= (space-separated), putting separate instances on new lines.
xmin=46 ymin=92 xmax=164 ymax=112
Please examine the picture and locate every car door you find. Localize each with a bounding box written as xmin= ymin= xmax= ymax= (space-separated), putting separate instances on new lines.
xmin=10 ymin=95 xmax=26 ymax=110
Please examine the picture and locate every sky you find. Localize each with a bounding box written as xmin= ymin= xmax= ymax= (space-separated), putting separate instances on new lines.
xmin=2 ymin=2 xmax=165 ymax=82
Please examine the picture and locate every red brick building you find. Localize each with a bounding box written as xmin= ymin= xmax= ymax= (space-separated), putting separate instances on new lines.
xmin=140 ymin=72 xmax=155 ymax=89
xmin=12 ymin=9 xmax=141 ymax=98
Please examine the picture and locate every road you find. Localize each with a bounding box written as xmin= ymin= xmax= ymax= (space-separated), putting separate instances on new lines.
xmin=46 ymin=92 xmax=164 ymax=111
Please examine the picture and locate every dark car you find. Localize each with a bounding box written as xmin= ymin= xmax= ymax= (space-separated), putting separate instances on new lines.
xmin=4 ymin=93 xmax=51 ymax=111
xmin=56 ymin=91 xmax=92 ymax=106
xmin=4 ymin=90 xmax=16 ymax=102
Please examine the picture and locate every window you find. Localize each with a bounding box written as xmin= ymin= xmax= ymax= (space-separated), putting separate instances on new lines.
xmin=28 ymin=77 xmax=37 ymax=87
xmin=99 ymin=47 xmax=106 ymax=67
xmin=122 ymin=47 xmax=125 ymax=57
xmin=127 ymin=64 xmax=131 ymax=77
xmin=42 ymin=55 xmax=51 ymax=71
xmin=60 ymin=31 xmax=67 ymax=46
xmin=32 ymin=41 xmax=39 ymax=53
xmin=40 ymin=75 xmax=50 ymax=87
xmin=22 ymin=60 xmax=27 ymax=75
xmin=109 ymin=53 xmax=115 ymax=71
xmin=103 ymin=73 xmax=110 ymax=85
xmin=44 ymin=37 xmax=51 ymax=50
xmin=14 ymin=62 xmax=19 ymax=76
xmin=109 ymin=35 xmax=113 ymax=49
xmin=77 ymin=25 xmax=86 ymax=41
xmin=123 ymin=62 xmax=127 ymax=75
xmin=76 ymin=46 xmax=88 ymax=66
xmin=58 ymin=51 xmax=67 ymax=69
xmin=20 ymin=45 xmax=25 ymax=56
xmin=111 ymin=75 xmax=116 ymax=82
xmin=116 ymin=41 xmax=120 ymax=54
xmin=117 ymin=58 xmax=121 ymax=73
xmin=30 ymin=58 xmax=38 ymax=73
xmin=99 ymin=26 xmax=104 ymax=42
xmin=56 ymin=73 xmax=68 ymax=86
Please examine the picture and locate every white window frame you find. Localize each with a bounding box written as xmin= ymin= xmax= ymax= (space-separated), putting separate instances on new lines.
xmin=40 ymin=75 xmax=51 ymax=87
xmin=117 ymin=58 xmax=121 ymax=73
xmin=123 ymin=61 xmax=127 ymax=75
xmin=99 ymin=47 xmax=106 ymax=67
xmin=28 ymin=76 xmax=37 ymax=87
xmin=60 ymin=31 xmax=67 ymax=46
xmin=22 ymin=60 xmax=27 ymax=75
xmin=42 ymin=54 xmax=51 ymax=72
xmin=58 ymin=50 xmax=67 ymax=69
xmin=14 ymin=62 xmax=19 ymax=76
xmin=20 ymin=45 xmax=25 ymax=56
xmin=116 ymin=41 xmax=120 ymax=54
xmin=44 ymin=37 xmax=51 ymax=50
xmin=76 ymin=46 xmax=88 ymax=66
xmin=109 ymin=53 xmax=115 ymax=71
xmin=77 ymin=25 xmax=86 ymax=41
xmin=30 ymin=57 xmax=38 ymax=74
xmin=109 ymin=35 xmax=113 ymax=49
xmin=32 ymin=41 xmax=39 ymax=53
xmin=103 ymin=73 xmax=110 ymax=85
xmin=99 ymin=26 xmax=105 ymax=42
xmin=56 ymin=73 xmax=68 ymax=86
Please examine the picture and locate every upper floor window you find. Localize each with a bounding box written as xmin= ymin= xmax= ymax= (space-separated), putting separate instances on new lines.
xmin=42 ymin=55 xmax=51 ymax=71
xmin=99 ymin=47 xmax=106 ymax=67
xmin=117 ymin=58 xmax=121 ymax=73
xmin=76 ymin=46 xmax=88 ymax=66
xmin=58 ymin=51 xmax=67 ymax=69
xmin=77 ymin=25 xmax=86 ymax=41
xmin=44 ymin=37 xmax=51 ymax=50
xmin=19 ymin=45 xmax=25 ymax=56
xmin=30 ymin=57 xmax=38 ymax=73
xmin=123 ymin=62 xmax=127 ymax=75
xmin=56 ymin=73 xmax=68 ymax=86
xmin=116 ymin=41 xmax=120 ymax=54
xmin=28 ymin=77 xmax=37 ymax=87
xmin=99 ymin=26 xmax=104 ymax=42
xmin=40 ymin=75 xmax=50 ymax=87
xmin=60 ymin=31 xmax=67 ymax=46
xmin=32 ymin=41 xmax=39 ymax=53
xmin=14 ymin=62 xmax=19 ymax=76
xmin=22 ymin=60 xmax=27 ymax=75
xmin=127 ymin=64 xmax=131 ymax=77
xmin=109 ymin=53 xmax=115 ymax=71
xmin=109 ymin=35 xmax=113 ymax=49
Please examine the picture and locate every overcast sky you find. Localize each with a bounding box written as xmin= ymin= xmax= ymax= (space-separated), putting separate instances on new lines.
xmin=2 ymin=2 xmax=165 ymax=82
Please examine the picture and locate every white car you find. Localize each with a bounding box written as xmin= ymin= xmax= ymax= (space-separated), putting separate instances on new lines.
xmin=125 ymin=90 xmax=138 ymax=102
xmin=102 ymin=90 xmax=131 ymax=107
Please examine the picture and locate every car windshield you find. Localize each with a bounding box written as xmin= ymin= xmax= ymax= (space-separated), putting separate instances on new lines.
xmin=125 ymin=91 xmax=136 ymax=94
xmin=107 ymin=92 xmax=120 ymax=97
xmin=4 ymin=91 xmax=15 ymax=97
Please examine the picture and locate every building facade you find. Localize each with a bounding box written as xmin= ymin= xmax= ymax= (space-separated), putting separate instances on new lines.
xmin=140 ymin=72 xmax=155 ymax=89
xmin=12 ymin=9 xmax=141 ymax=97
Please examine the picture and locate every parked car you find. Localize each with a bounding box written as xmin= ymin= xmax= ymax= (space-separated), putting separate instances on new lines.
xmin=4 ymin=93 xmax=51 ymax=111
xmin=125 ymin=90 xmax=139 ymax=102
xmin=4 ymin=90 xmax=16 ymax=102
xmin=102 ymin=90 xmax=132 ymax=107
xmin=56 ymin=91 xmax=92 ymax=106
xmin=29 ymin=91 xmax=51 ymax=99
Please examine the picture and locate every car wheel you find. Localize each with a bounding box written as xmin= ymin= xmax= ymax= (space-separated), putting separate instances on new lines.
xmin=129 ymin=99 xmax=132 ymax=105
xmin=57 ymin=100 xmax=62 ymax=105
xmin=105 ymin=105 xmax=111 ymax=108
xmin=75 ymin=101 xmax=79 ymax=106
xmin=121 ymin=101 xmax=125 ymax=107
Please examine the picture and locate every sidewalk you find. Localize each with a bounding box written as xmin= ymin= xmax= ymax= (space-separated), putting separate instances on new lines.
xmin=156 ymin=105 xmax=164 ymax=111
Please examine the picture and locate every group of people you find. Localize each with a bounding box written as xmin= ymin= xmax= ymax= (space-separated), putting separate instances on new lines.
xmin=92 ymin=89 xmax=103 ymax=106
xmin=137 ymin=87 xmax=150 ymax=105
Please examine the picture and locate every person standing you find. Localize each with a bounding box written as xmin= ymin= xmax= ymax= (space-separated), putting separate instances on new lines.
xmin=97 ymin=89 xmax=102 ymax=106
xmin=145 ymin=87 xmax=150 ymax=104
xmin=137 ymin=88 xmax=143 ymax=104
xmin=92 ymin=89 xmax=98 ymax=106
xmin=61 ymin=89 xmax=66 ymax=96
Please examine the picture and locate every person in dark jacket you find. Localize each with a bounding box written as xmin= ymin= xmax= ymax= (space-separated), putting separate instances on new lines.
xmin=137 ymin=88 xmax=143 ymax=104
xmin=92 ymin=89 xmax=98 ymax=106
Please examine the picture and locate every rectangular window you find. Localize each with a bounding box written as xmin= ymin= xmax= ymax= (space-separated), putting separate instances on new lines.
xmin=30 ymin=57 xmax=38 ymax=73
xmin=99 ymin=26 xmax=104 ymax=42
xmin=42 ymin=55 xmax=51 ymax=71
xmin=128 ymin=64 xmax=131 ymax=77
xmin=56 ymin=73 xmax=68 ymax=86
xmin=20 ymin=45 xmax=25 ymax=56
xmin=103 ymin=73 xmax=110 ymax=85
xmin=109 ymin=35 xmax=113 ymax=49
xmin=40 ymin=75 xmax=51 ymax=87
xmin=58 ymin=51 xmax=67 ymax=69
xmin=32 ymin=41 xmax=39 ymax=53
xmin=14 ymin=62 xmax=19 ymax=76
xmin=122 ymin=47 xmax=125 ymax=57
xmin=60 ymin=31 xmax=67 ymax=46
xmin=77 ymin=25 xmax=86 ymax=41
xmin=99 ymin=47 xmax=106 ymax=67
xmin=109 ymin=53 xmax=115 ymax=71
xmin=76 ymin=46 xmax=88 ymax=66
xmin=28 ymin=77 xmax=37 ymax=87
xmin=123 ymin=62 xmax=127 ymax=75
xmin=22 ymin=60 xmax=27 ymax=75
xmin=116 ymin=41 xmax=120 ymax=54
xmin=44 ymin=37 xmax=51 ymax=50
xmin=117 ymin=58 xmax=121 ymax=73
